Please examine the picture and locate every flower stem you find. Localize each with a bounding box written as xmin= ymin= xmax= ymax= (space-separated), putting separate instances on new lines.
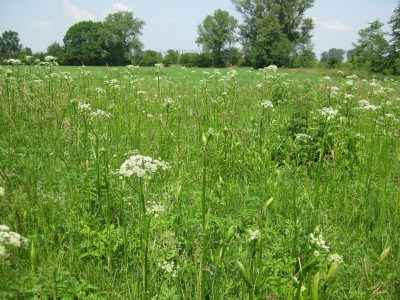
xmin=139 ymin=178 xmax=148 ymax=300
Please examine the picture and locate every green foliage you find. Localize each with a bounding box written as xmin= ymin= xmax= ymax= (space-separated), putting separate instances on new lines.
xmin=63 ymin=21 xmax=105 ymax=66
xmin=46 ymin=42 xmax=64 ymax=64
xmin=321 ymin=48 xmax=346 ymax=69
xmin=196 ymin=52 xmax=214 ymax=67
xmin=351 ymin=20 xmax=390 ymax=73
xmin=233 ymin=0 xmax=315 ymax=68
xmin=0 ymin=65 xmax=399 ymax=298
xmin=196 ymin=9 xmax=238 ymax=67
xmin=162 ymin=49 xmax=179 ymax=66
xmin=0 ymin=30 xmax=23 ymax=60
xmin=139 ymin=50 xmax=163 ymax=66
xmin=100 ymin=11 xmax=145 ymax=65
xmin=178 ymin=52 xmax=199 ymax=67
xmin=389 ymin=1 xmax=400 ymax=74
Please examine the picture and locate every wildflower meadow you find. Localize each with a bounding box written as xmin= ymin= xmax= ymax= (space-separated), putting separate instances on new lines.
xmin=0 ymin=60 xmax=399 ymax=299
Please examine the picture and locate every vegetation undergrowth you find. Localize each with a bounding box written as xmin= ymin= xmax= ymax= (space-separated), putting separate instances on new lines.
xmin=0 ymin=62 xmax=399 ymax=299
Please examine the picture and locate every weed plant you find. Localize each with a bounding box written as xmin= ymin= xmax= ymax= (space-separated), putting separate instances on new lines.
xmin=0 ymin=60 xmax=399 ymax=299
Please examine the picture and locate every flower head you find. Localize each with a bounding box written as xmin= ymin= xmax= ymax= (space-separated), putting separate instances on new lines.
xmin=260 ymin=100 xmax=274 ymax=109
xmin=248 ymin=229 xmax=260 ymax=241
xmin=0 ymin=225 xmax=28 ymax=257
xmin=118 ymin=154 xmax=170 ymax=179
xmin=329 ymin=253 xmax=343 ymax=263
xmin=265 ymin=65 xmax=278 ymax=72
xmin=320 ymin=107 xmax=339 ymax=119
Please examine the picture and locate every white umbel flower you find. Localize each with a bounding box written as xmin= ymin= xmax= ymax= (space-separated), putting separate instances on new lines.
xmin=118 ymin=154 xmax=170 ymax=179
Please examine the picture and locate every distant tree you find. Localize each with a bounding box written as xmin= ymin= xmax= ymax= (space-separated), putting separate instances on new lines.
xmin=346 ymin=49 xmax=357 ymax=61
xmin=232 ymin=0 xmax=315 ymax=68
xmin=139 ymin=50 xmax=162 ymax=66
xmin=63 ymin=21 xmax=104 ymax=65
xmin=101 ymin=11 xmax=145 ymax=65
xmin=196 ymin=9 xmax=238 ymax=67
xmin=46 ymin=42 xmax=64 ymax=63
xmin=389 ymin=1 xmax=400 ymax=74
xmin=196 ymin=52 xmax=214 ymax=67
xmin=320 ymin=48 xmax=346 ymax=68
xmin=163 ymin=49 xmax=179 ymax=66
xmin=179 ymin=52 xmax=199 ymax=67
xmin=291 ymin=43 xmax=317 ymax=68
xmin=228 ymin=47 xmax=244 ymax=66
xmin=0 ymin=30 xmax=23 ymax=58
xmin=352 ymin=20 xmax=390 ymax=73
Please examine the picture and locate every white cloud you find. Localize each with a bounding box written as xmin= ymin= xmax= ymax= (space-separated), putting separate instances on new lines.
xmin=62 ymin=0 xmax=95 ymax=21
xmin=33 ymin=20 xmax=53 ymax=30
xmin=311 ymin=17 xmax=319 ymax=27
xmin=112 ymin=3 xmax=133 ymax=12
xmin=159 ymin=18 xmax=177 ymax=25
xmin=320 ymin=21 xmax=351 ymax=32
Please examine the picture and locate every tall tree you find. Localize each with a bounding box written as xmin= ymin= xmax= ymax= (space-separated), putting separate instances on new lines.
xmin=320 ymin=48 xmax=346 ymax=68
xmin=139 ymin=50 xmax=163 ymax=66
xmin=389 ymin=1 xmax=400 ymax=74
xmin=232 ymin=0 xmax=315 ymax=68
xmin=63 ymin=21 xmax=105 ymax=65
xmin=0 ymin=30 xmax=23 ymax=58
xmin=101 ymin=11 xmax=145 ymax=65
xmin=46 ymin=42 xmax=64 ymax=64
xmin=352 ymin=20 xmax=390 ymax=73
xmin=163 ymin=49 xmax=179 ymax=66
xmin=196 ymin=9 xmax=238 ymax=67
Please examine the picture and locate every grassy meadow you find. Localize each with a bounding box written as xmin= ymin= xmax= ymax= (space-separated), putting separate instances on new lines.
xmin=0 ymin=62 xmax=399 ymax=299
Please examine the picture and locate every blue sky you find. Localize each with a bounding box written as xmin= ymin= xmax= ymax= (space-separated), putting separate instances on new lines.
xmin=0 ymin=0 xmax=398 ymax=59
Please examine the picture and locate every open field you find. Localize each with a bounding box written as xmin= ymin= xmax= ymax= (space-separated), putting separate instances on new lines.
xmin=0 ymin=64 xmax=399 ymax=299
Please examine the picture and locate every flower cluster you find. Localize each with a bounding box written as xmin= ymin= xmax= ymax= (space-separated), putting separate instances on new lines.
xmin=248 ymin=229 xmax=260 ymax=241
xmin=265 ymin=65 xmax=278 ymax=72
xmin=310 ymin=226 xmax=330 ymax=251
xmin=118 ymin=154 xmax=170 ymax=179
xmin=77 ymin=102 xmax=92 ymax=112
xmin=90 ymin=109 xmax=110 ymax=119
xmin=260 ymin=99 xmax=274 ymax=109
xmin=0 ymin=225 xmax=28 ymax=257
xmin=146 ymin=202 xmax=165 ymax=217
xmin=159 ymin=260 xmax=179 ymax=278
xmin=295 ymin=133 xmax=312 ymax=141
xmin=357 ymin=100 xmax=380 ymax=111
xmin=163 ymin=98 xmax=174 ymax=108
xmin=319 ymin=107 xmax=339 ymax=119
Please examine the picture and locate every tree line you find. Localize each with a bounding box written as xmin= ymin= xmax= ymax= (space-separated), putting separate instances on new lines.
xmin=1 ymin=0 xmax=400 ymax=73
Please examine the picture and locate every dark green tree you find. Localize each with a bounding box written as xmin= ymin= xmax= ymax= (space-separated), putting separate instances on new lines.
xmin=229 ymin=47 xmax=244 ymax=66
xmin=346 ymin=49 xmax=357 ymax=61
xmin=63 ymin=21 xmax=105 ymax=65
xmin=232 ymin=0 xmax=315 ymax=68
xmin=139 ymin=50 xmax=163 ymax=66
xmin=178 ymin=52 xmax=199 ymax=67
xmin=0 ymin=30 xmax=23 ymax=59
xmin=46 ymin=42 xmax=64 ymax=64
xmin=196 ymin=52 xmax=214 ymax=67
xmin=101 ymin=11 xmax=145 ymax=65
xmin=163 ymin=49 xmax=179 ymax=66
xmin=352 ymin=20 xmax=390 ymax=73
xmin=320 ymin=48 xmax=346 ymax=68
xmin=196 ymin=9 xmax=238 ymax=67
xmin=389 ymin=1 xmax=400 ymax=74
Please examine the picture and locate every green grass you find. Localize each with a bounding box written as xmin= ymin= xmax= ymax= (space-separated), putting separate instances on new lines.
xmin=0 ymin=63 xmax=399 ymax=299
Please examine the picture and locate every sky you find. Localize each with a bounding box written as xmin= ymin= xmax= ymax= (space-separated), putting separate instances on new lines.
xmin=0 ymin=0 xmax=398 ymax=59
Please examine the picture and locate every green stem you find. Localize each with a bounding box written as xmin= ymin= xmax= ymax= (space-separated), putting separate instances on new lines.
xmin=200 ymin=146 xmax=208 ymax=300
xmin=139 ymin=178 xmax=148 ymax=300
